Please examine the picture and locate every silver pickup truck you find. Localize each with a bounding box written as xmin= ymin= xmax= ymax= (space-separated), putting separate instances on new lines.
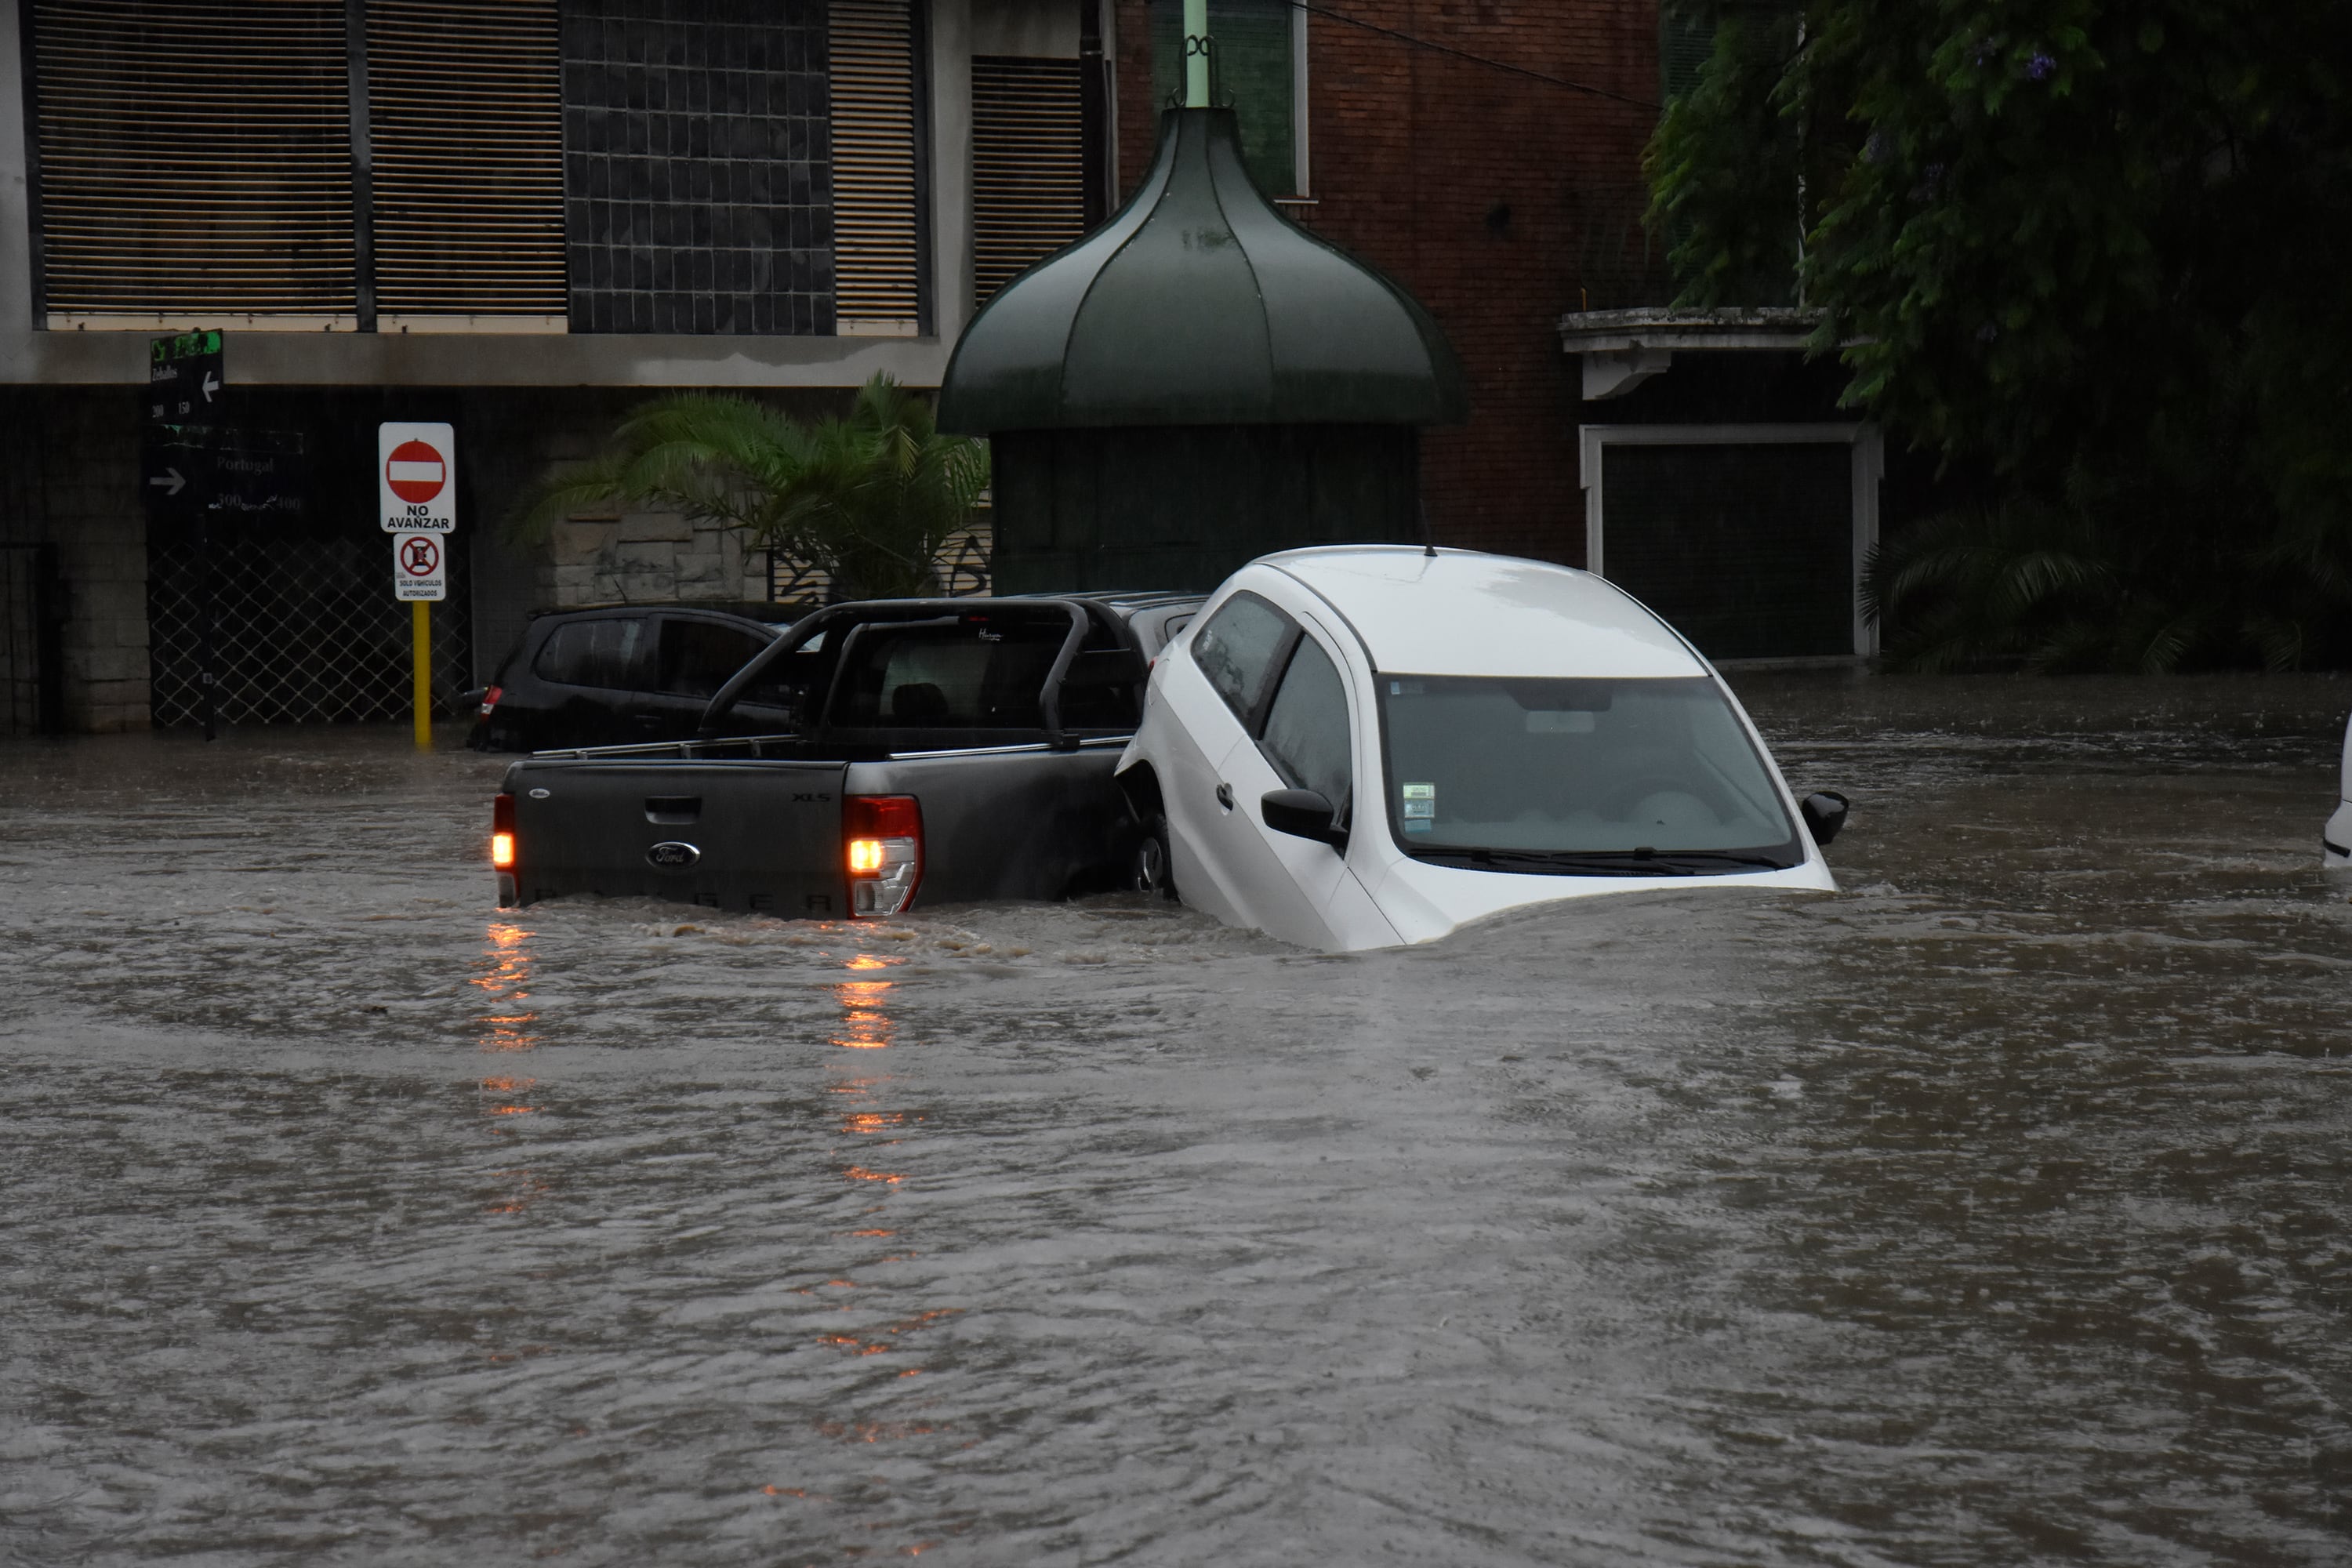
xmin=491 ymin=593 xmax=1200 ymax=917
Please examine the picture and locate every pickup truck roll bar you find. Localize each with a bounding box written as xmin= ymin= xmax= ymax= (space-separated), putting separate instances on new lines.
xmin=698 ymin=597 xmax=1098 ymax=750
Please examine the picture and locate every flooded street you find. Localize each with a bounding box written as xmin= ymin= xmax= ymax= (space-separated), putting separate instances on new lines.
xmin=4 ymin=673 xmax=2350 ymax=1566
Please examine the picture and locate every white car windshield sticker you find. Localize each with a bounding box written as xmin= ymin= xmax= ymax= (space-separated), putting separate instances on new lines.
xmin=1402 ymin=782 xmax=1436 ymax=829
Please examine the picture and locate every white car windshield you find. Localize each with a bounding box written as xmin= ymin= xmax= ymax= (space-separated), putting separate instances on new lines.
xmin=1379 ymin=675 xmax=1802 ymax=872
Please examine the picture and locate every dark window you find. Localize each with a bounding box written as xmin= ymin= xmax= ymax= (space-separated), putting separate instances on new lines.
xmin=1602 ymin=442 xmax=1853 ymax=659
xmin=27 ymin=0 xmax=356 ymax=323
xmin=736 ymin=638 xmax=832 ymax=725
xmin=1258 ymin=635 xmax=1351 ymax=815
xmin=1055 ymin=645 xmax=1147 ymax=729
xmin=829 ymin=618 xmax=1068 ymax=730
xmin=368 ymin=0 xmax=566 ymax=323
xmin=561 ymin=0 xmax=831 ymax=334
xmin=533 ymin=617 xmax=644 ymax=688
xmin=1190 ymin=592 xmax=1291 ymax=724
xmin=653 ymin=619 xmax=771 ymax=699
xmin=1149 ymin=0 xmax=1295 ymax=195
xmin=971 ymin=56 xmax=1086 ymax=302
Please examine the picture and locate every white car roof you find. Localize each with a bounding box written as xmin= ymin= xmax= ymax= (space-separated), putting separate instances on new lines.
xmin=1261 ymin=546 xmax=1708 ymax=680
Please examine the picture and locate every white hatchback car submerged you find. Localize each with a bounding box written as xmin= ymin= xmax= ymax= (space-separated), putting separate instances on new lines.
xmin=2325 ymin=713 xmax=2352 ymax=869
xmin=1115 ymin=546 xmax=1851 ymax=951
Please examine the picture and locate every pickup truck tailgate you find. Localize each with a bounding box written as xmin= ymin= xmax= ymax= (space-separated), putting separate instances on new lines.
xmin=506 ymin=759 xmax=851 ymax=915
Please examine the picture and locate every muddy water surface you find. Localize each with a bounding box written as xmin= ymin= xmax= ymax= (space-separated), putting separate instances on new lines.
xmin=2 ymin=673 xmax=2349 ymax=1565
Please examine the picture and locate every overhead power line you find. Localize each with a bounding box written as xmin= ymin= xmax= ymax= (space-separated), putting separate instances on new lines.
xmin=1285 ymin=1 xmax=1664 ymax=112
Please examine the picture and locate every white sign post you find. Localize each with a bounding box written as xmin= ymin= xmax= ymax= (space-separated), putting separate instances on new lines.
xmin=380 ymin=421 xmax=456 ymax=751
xmin=379 ymin=421 xmax=456 ymax=534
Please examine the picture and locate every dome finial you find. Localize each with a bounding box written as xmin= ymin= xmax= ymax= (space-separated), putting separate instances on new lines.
xmin=1182 ymin=0 xmax=1211 ymax=107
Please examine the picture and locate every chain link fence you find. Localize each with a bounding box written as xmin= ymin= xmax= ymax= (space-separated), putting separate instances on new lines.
xmin=147 ymin=528 xmax=472 ymax=726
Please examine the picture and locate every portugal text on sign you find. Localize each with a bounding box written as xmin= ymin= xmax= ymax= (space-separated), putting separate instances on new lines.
xmin=379 ymin=421 xmax=457 ymax=532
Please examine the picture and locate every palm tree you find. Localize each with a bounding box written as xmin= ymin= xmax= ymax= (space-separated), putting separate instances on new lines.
xmin=517 ymin=374 xmax=989 ymax=601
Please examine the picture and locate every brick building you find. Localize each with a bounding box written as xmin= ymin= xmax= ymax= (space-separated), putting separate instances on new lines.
xmin=1113 ymin=0 xmax=1665 ymax=566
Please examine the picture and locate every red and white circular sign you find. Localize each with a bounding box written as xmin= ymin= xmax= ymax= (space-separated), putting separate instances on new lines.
xmin=398 ymin=535 xmax=441 ymax=576
xmin=385 ymin=439 xmax=447 ymax=505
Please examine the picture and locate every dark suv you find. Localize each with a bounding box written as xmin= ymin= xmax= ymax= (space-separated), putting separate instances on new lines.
xmin=465 ymin=601 xmax=811 ymax=752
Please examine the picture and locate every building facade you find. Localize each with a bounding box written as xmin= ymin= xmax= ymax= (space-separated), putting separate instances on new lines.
xmin=0 ymin=0 xmax=1882 ymax=735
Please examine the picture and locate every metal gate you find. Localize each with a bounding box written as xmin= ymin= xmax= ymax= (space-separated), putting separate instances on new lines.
xmin=1 ymin=543 xmax=67 ymax=735
xmin=147 ymin=527 xmax=473 ymax=726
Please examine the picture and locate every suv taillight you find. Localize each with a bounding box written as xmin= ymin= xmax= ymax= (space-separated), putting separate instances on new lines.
xmin=479 ymin=684 xmax=502 ymax=717
xmin=844 ymin=794 xmax=922 ymax=916
xmin=491 ymin=793 xmax=517 ymax=870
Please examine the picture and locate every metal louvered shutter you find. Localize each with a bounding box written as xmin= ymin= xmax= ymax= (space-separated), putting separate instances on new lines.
xmin=368 ymin=0 xmax=565 ymax=331
xmin=971 ymin=56 xmax=1083 ymax=303
xmin=29 ymin=0 xmax=358 ymax=329
xmin=830 ymin=0 xmax=922 ymax=336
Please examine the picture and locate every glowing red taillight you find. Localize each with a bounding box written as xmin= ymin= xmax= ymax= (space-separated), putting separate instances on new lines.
xmin=480 ymin=684 xmax=502 ymax=717
xmin=844 ymin=794 xmax=921 ymax=916
xmin=491 ymin=792 xmax=517 ymax=870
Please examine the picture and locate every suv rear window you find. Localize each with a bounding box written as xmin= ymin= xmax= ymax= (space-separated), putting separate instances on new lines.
xmin=533 ymin=617 xmax=644 ymax=689
xmin=654 ymin=618 xmax=771 ymax=699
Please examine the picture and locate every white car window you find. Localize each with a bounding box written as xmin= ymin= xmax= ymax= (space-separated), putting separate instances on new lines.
xmin=1190 ymin=593 xmax=1291 ymax=724
xmin=1259 ymin=636 xmax=1352 ymax=818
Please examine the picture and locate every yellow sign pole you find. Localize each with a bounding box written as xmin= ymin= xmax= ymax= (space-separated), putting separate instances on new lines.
xmin=412 ymin=598 xmax=432 ymax=751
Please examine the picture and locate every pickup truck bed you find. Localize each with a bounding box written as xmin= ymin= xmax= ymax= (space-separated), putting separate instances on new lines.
xmin=493 ymin=594 xmax=1197 ymax=916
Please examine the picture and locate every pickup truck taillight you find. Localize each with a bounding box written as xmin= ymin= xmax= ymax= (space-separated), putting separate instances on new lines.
xmin=491 ymin=791 xmax=518 ymax=880
xmin=844 ymin=794 xmax=922 ymax=916
xmin=479 ymin=684 xmax=502 ymax=718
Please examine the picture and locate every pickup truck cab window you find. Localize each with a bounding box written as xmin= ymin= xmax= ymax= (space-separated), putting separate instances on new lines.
xmin=534 ymin=615 xmax=644 ymax=688
xmin=831 ymin=617 xmax=1068 ymax=730
xmin=1191 ymin=592 xmax=1291 ymax=724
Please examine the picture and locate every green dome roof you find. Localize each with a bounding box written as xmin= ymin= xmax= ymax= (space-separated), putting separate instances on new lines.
xmin=938 ymin=107 xmax=1468 ymax=433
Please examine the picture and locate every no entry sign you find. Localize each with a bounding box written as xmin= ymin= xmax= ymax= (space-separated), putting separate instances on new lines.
xmin=394 ymin=531 xmax=446 ymax=601
xmin=379 ymin=422 xmax=456 ymax=532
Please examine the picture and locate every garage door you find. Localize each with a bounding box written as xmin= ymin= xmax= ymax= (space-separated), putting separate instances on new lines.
xmin=1599 ymin=441 xmax=1855 ymax=660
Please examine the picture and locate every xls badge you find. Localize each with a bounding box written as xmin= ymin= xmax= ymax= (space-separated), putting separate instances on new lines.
xmin=645 ymin=841 xmax=701 ymax=869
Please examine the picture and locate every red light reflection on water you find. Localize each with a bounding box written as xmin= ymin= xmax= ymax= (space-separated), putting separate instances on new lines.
xmin=472 ymin=921 xmax=539 ymax=1051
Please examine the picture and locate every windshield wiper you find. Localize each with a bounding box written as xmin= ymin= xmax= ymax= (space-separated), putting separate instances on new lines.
xmin=1406 ymin=847 xmax=1795 ymax=876
xmin=1638 ymin=850 xmax=1796 ymax=870
xmin=1410 ymin=848 xmax=1693 ymax=876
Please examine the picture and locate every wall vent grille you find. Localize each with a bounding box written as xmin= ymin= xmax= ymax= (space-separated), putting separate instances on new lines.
xmin=367 ymin=0 xmax=567 ymax=328
xmin=30 ymin=0 xmax=358 ymax=327
xmin=830 ymin=0 xmax=922 ymax=334
xmin=971 ymin=56 xmax=1084 ymax=303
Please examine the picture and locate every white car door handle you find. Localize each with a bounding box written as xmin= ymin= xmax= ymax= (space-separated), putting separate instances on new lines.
xmin=1214 ymin=782 xmax=1235 ymax=811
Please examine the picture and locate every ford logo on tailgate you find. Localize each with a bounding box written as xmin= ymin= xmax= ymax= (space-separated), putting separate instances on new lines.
xmin=646 ymin=840 xmax=701 ymax=870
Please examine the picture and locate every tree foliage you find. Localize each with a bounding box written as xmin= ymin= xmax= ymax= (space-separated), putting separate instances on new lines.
xmin=517 ymin=375 xmax=990 ymax=601
xmin=1647 ymin=2 xmax=2352 ymax=668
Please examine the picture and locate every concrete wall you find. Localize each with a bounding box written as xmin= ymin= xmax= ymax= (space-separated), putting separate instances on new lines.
xmin=0 ymin=389 xmax=151 ymax=731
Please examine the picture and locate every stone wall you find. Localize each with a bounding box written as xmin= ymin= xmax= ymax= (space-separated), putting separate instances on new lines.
xmin=543 ymin=510 xmax=764 ymax=608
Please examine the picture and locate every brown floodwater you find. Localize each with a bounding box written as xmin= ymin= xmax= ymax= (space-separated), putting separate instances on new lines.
xmin=2 ymin=671 xmax=2348 ymax=1565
